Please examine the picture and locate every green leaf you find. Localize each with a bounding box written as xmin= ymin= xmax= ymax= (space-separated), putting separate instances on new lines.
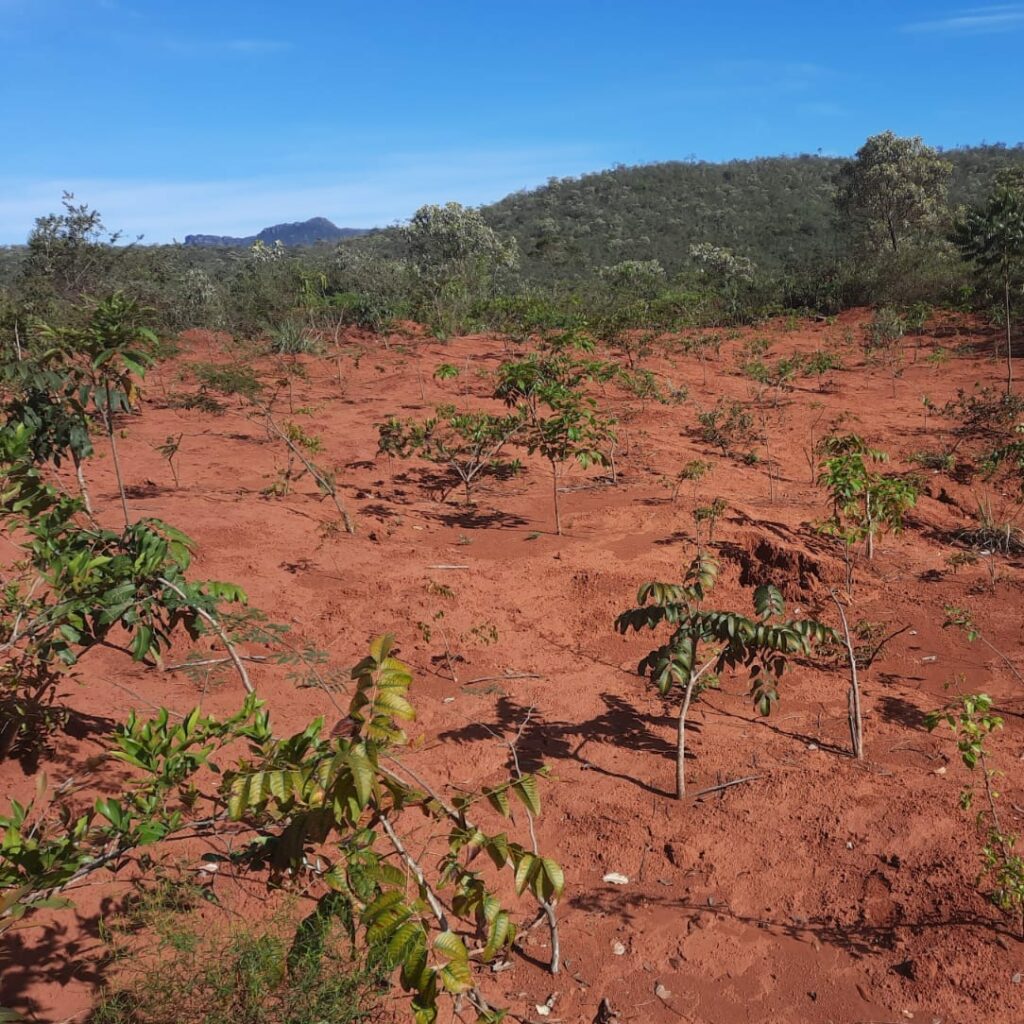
xmin=438 ymin=957 xmax=473 ymax=993
xmin=537 ymin=857 xmax=564 ymax=900
xmin=511 ymin=774 xmax=541 ymax=816
xmin=433 ymin=929 xmax=469 ymax=964
xmin=484 ymin=786 xmax=511 ymax=817
xmin=513 ymin=852 xmax=537 ymax=895
xmin=369 ymin=634 xmax=395 ymax=663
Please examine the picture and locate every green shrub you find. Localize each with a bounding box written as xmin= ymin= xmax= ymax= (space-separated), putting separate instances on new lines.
xmin=268 ymin=319 xmax=318 ymax=355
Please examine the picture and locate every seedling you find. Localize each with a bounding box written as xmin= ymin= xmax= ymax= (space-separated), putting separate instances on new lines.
xmin=377 ymin=406 xmax=522 ymax=505
xmin=495 ymin=352 xmax=616 ymax=535
xmin=817 ymin=434 xmax=918 ymax=592
xmin=942 ymin=605 xmax=1024 ymax=688
xmin=36 ymin=292 xmax=157 ymax=526
xmin=670 ymin=459 xmax=712 ymax=505
xmin=802 ymin=350 xmax=842 ymax=392
xmin=616 ymin=554 xmax=832 ymax=797
xmin=697 ymin=399 xmax=755 ymax=455
xmin=155 ymin=433 xmax=183 ymax=488
xmin=864 ymin=307 xmax=906 ymax=397
xmin=927 ymin=693 xmax=1024 ymax=937
xmin=692 ymin=496 xmax=727 ymax=550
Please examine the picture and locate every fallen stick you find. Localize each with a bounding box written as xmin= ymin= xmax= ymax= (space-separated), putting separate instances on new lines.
xmin=690 ymin=775 xmax=761 ymax=800
xmin=164 ymin=655 xmax=269 ymax=672
xmin=463 ymin=673 xmax=544 ymax=684
xmin=427 ymin=564 xmax=470 ymax=570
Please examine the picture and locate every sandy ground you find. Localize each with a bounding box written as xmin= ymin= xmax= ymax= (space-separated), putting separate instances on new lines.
xmin=2 ymin=310 xmax=1023 ymax=1023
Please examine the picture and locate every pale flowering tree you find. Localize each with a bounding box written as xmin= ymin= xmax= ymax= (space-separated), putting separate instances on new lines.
xmin=403 ymin=202 xmax=519 ymax=337
xmin=248 ymin=238 xmax=286 ymax=263
xmin=689 ymin=242 xmax=757 ymax=318
xmin=599 ymin=258 xmax=666 ymax=300
xmin=836 ymin=131 xmax=951 ymax=256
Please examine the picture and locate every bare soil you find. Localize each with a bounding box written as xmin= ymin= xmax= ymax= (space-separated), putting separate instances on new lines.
xmin=3 ymin=310 xmax=1024 ymax=1023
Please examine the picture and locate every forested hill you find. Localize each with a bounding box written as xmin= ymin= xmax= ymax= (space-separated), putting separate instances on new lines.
xmin=472 ymin=144 xmax=1024 ymax=279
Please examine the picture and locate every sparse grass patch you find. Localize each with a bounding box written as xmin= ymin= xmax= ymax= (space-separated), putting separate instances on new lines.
xmin=93 ymin=897 xmax=385 ymax=1024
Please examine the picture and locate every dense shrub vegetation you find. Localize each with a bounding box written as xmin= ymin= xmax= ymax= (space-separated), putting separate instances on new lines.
xmin=3 ymin=138 xmax=1024 ymax=346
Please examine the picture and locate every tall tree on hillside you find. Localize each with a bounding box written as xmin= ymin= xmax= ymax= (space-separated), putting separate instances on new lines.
xmin=403 ymin=201 xmax=518 ymax=337
xmin=955 ymin=169 xmax=1024 ymax=393
xmin=836 ymin=131 xmax=952 ymax=255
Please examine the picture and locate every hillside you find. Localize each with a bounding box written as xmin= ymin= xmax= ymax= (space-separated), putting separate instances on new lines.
xmin=183 ymin=216 xmax=367 ymax=248
xmin=342 ymin=144 xmax=1024 ymax=279
xmin=475 ymin=145 xmax=1024 ymax=278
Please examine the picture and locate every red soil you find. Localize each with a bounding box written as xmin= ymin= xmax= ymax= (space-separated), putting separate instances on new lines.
xmin=3 ymin=311 xmax=1024 ymax=1023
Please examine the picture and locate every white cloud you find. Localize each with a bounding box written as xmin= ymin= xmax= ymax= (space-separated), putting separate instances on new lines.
xmin=902 ymin=4 xmax=1024 ymax=34
xmin=0 ymin=145 xmax=599 ymax=244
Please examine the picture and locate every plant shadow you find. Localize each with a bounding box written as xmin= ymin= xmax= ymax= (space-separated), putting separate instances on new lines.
xmin=439 ymin=693 xmax=690 ymax=798
xmin=566 ymin=887 xmax=1004 ymax=958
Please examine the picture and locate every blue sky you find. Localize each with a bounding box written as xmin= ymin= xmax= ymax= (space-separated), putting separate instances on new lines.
xmin=1 ymin=0 xmax=1023 ymax=243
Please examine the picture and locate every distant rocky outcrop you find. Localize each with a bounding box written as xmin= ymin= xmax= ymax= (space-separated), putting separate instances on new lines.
xmin=183 ymin=217 xmax=367 ymax=247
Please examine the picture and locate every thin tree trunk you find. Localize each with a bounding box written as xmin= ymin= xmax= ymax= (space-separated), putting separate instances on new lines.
xmin=551 ymin=461 xmax=561 ymax=535
xmin=758 ymin=400 xmax=775 ymax=504
xmin=105 ymin=385 xmax=130 ymax=528
xmin=864 ymin=492 xmax=874 ymax=561
xmin=157 ymin=576 xmax=254 ymax=694
xmin=675 ymin=656 xmax=717 ymax=798
xmin=74 ymin=458 xmax=94 ymax=516
xmin=831 ymin=590 xmax=863 ymax=759
xmin=676 ymin=677 xmax=696 ymax=798
xmin=1005 ymin=273 xmax=1013 ymax=394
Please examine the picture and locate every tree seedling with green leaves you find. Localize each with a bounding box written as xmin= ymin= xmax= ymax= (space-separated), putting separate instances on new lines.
xmin=696 ymin=398 xmax=756 ymax=457
xmin=495 ymin=352 xmax=616 ymax=535
xmin=35 ymin=292 xmax=157 ymax=527
xmin=863 ymin=307 xmax=907 ymax=398
xmin=154 ymin=433 xmax=183 ymax=488
xmin=0 ymin=636 xmax=565 ymax=1022
xmin=521 ymin=398 xmax=614 ymax=535
xmin=0 ymin=341 xmax=97 ymax=514
xmin=433 ymin=363 xmax=461 ymax=383
xmin=377 ymin=405 xmax=523 ymax=505
xmin=802 ymin=350 xmax=842 ymax=392
xmin=817 ymin=434 xmax=919 ymax=592
xmin=615 ymin=554 xmax=833 ymax=797
xmin=927 ymin=693 xmax=1024 ymax=937
xmin=251 ymin=385 xmax=355 ymax=534
xmin=692 ymin=496 xmax=727 ymax=551
xmin=670 ymin=458 xmax=712 ymax=505
xmin=0 ymin=423 xmax=251 ymax=757
xmin=942 ymin=605 xmax=1024 ymax=689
